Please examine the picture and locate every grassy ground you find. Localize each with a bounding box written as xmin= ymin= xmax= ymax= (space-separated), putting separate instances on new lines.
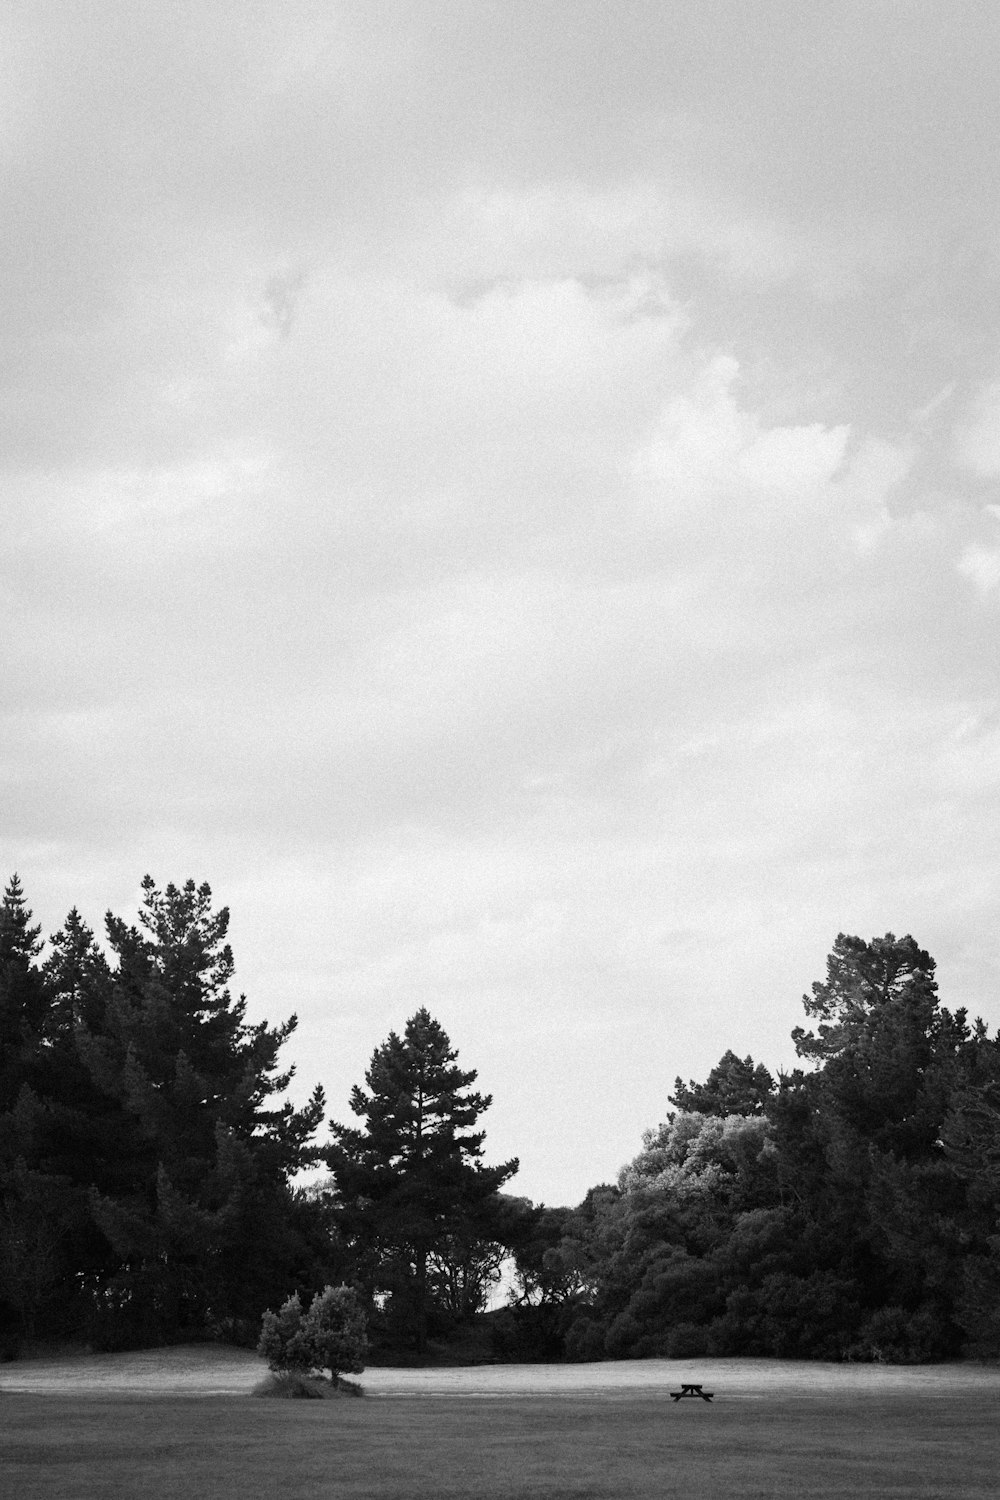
xmin=1 ymin=1355 xmax=997 ymax=1499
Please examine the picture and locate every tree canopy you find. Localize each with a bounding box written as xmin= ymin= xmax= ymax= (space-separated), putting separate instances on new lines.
xmin=510 ymin=931 xmax=1000 ymax=1364
xmin=325 ymin=1007 xmax=517 ymax=1351
xmin=4 ymin=879 xmax=999 ymax=1367
xmin=669 ymin=1050 xmax=775 ymax=1117
xmin=0 ymin=875 xmax=331 ymax=1353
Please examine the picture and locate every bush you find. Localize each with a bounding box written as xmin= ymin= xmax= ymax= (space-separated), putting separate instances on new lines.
xmin=258 ymin=1285 xmax=368 ymax=1387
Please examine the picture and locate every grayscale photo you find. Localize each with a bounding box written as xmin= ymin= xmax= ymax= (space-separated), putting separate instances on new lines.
xmin=3 ymin=3 xmax=999 ymax=1495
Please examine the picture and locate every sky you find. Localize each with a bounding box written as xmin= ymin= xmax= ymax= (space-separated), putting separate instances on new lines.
xmin=5 ymin=0 xmax=1000 ymax=1207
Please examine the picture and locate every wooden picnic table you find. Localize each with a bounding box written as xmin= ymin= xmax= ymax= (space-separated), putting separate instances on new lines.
xmin=670 ymin=1382 xmax=714 ymax=1402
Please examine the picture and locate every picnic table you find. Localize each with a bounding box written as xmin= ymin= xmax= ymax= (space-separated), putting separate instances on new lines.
xmin=670 ymin=1382 xmax=713 ymax=1402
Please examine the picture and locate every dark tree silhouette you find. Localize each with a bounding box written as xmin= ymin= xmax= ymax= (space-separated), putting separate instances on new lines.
xmin=326 ymin=1007 xmax=517 ymax=1352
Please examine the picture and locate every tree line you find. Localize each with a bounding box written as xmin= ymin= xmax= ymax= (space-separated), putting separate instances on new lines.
xmin=0 ymin=874 xmax=515 ymax=1356
xmin=499 ymin=934 xmax=1000 ymax=1363
xmin=2 ymin=874 xmax=999 ymax=1363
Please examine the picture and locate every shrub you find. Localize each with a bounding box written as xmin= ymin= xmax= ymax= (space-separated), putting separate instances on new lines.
xmin=258 ymin=1285 xmax=368 ymax=1387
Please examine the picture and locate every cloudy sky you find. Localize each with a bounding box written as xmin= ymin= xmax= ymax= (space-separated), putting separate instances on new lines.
xmin=5 ymin=1 xmax=1000 ymax=1205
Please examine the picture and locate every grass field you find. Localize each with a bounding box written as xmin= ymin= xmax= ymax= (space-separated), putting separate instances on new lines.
xmin=2 ymin=1351 xmax=998 ymax=1499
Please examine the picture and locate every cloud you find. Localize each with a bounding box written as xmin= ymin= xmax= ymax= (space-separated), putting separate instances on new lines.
xmin=5 ymin=3 xmax=1000 ymax=1204
xmin=955 ymin=382 xmax=1000 ymax=477
xmin=957 ymin=544 xmax=1000 ymax=594
xmin=400 ymin=181 xmax=850 ymax=295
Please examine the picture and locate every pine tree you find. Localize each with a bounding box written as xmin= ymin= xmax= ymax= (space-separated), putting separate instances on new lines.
xmin=0 ymin=876 xmax=78 ymax=1349
xmin=791 ymin=932 xmax=971 ymax=1157
xmin=326 ymin=1008 xmax=517 ymax=1352
xmin=669 ymin=1050 xmax=775 ymax=1117
xmin=776 ymin=932 xmax=981 ymax=1358
xmin=0 ymin=874 xmax=46 ymax=1104
xmin=75 ymin=877 xmax=326 ymax=1346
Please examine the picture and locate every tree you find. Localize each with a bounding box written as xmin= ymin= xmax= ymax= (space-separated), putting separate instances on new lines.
xmin=76 ymin=877 xmax=327 ymax=1345
xmin=258 ymin=1284 xmax=367 ymax=1386
xmin=326 ymin=1008 xmax=517 ymax=1352
xmin=940 ymin=1049 xmax=1000 ymax=1356
xmin=559 ymin=931 xmax=999 ymax=1364
xmin=0 ymin=873 xmax=336 ymax=1352
xmin=775 ymin=932 xmax=982 ymax=1358
xmin=426 ymin=1221 xmax=509 ymax=1322
xmin=0 ymin=876 xmax=72 ymax=1350
xmin=504 ymin=1199 xmax=593 ymax=1309
xmin=0 ymin=875 xmax=46 ymax=1103
xmin=669 ymin=1051 xmax=775 ymax=1117
xmin=791 ymin=931 xmax=974 ymax=1160
xmin=488 ymin=1198 xmax=595 ymax=1362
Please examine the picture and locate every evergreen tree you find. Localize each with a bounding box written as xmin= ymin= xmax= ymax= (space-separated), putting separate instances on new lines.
xmin=74 ymin=877 xmax=327 ymax=1346
xmin=939 ymin=1042 xmax=1000 ymax=1355
xmin=0 ymin=875 xmax=46 ymax=1103
xmin=762 ymin=933 xmax=982 ymax=1358
xmin=326 ymin=1008 xmax=517 ymax=1352
xmin=669 ymin=1050 xmax=775 ymax=1117
xmin=0 ymin=875 xmax=66 ymax=1351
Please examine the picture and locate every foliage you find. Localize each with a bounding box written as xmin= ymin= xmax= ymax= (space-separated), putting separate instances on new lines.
xmin=0 ymin=874 xmax=333 ymax=1352
xmin=5 ymin=875 xmax=999 ymax=1368
xmin=258 ymin=1284 xmax=367 ymax=1385
xmin=326 ymin=1008 xmax=517 ymax=1352
xmin=670 ymin=1050 xmax=775 ymax=1116
xmin=554 ymin=931 xmax=998 ymax=1363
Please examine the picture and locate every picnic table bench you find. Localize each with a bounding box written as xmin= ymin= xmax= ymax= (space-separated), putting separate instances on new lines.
xmin=670 ymin=1382 xmax=713 ymax=1402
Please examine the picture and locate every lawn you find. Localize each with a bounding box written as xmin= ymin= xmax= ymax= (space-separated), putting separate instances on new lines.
xmin=2 ymin=1354 xmax=997 ymax=1499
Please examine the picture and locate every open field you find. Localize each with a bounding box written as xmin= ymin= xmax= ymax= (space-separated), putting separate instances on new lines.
xmin=2 ymin=1351 xmax=998 ymax=1499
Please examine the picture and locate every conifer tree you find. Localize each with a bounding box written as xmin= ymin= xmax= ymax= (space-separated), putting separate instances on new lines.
xmin=0 ymin=877 xmax=73 ymax=1348
xmin=0 ymin=875 xmax=46 ymax=1103
xmin=326 ymin=1008 xmax=517 ymax=1351
xmin=76 ymin=877 xmax=326 ymax=1345
xmin=669 ymin=1050 xmax=775 ymax=1117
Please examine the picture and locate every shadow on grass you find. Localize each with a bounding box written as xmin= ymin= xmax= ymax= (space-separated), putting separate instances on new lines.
xmin=252 ymin=1370 xmax=364 ymax=1399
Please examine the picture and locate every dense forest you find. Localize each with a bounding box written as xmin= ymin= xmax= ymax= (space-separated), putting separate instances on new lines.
xmin=2 ymin=875 xmax=999 ymax=1363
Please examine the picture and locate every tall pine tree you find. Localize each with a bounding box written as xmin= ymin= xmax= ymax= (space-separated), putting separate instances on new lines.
xmin=73 ymin=877 xmax=327 ymax=1346
xmin=326 ymin=1008 xmax=517 ymax=1352
xmin=0 ymin=875 xmax=55 ymax=1350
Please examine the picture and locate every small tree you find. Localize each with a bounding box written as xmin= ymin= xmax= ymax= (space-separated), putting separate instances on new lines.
xmin=258 ymin=1285 xmax=367 ymax=1386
